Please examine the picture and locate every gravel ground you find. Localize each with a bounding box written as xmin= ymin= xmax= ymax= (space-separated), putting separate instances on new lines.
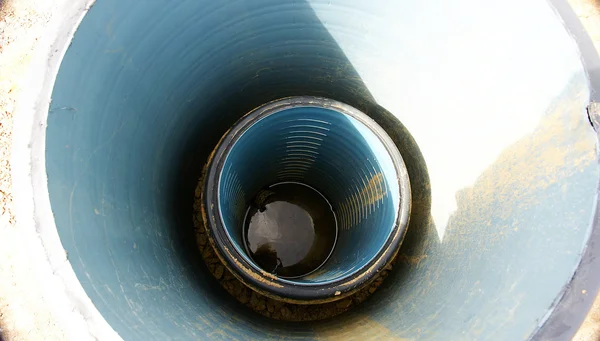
xmin=0 ymin=0 xmax=599 ymax=340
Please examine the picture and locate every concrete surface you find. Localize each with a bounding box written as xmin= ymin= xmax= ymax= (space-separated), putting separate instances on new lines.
xmin=0 ymin=0 xmax=599 ymax=340
xmin=0 ymin=1 xmax=65 ymax=340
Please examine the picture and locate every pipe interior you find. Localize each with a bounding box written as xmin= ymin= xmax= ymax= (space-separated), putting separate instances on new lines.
xmin=45 ymin=0 xmax=600 ymax=340
xmin=218 ymin=105 xmax=401 ymax=284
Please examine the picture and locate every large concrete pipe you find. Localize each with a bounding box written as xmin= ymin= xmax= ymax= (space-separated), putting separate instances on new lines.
xmin=11 ymin=0 xmax=600 ymax=340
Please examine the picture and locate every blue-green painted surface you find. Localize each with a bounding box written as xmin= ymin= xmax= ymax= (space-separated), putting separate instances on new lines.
xmin=46 ymin=0 xmax=599 ymax=340
xmin=219 ymin=105 xmax=401 ymax=284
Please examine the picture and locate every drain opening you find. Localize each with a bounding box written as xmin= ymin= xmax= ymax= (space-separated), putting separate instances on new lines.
xmin=195 ymin=96 xmax=410 ymax=321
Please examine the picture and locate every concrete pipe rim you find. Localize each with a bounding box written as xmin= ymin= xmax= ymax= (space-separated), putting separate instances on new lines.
xmin=9 ymin=0 xmax=600 ymax=339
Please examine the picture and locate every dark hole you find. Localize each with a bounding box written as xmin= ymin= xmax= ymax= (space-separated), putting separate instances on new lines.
xmin=244 ymin=182 xmax=337 ymax=278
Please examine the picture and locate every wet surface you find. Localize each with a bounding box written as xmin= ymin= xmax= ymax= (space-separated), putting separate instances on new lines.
xmin=243 ymin=182 xmax=337 ymax=278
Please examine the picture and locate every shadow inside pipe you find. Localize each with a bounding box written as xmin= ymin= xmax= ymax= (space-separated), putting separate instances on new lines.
xmin=162 ymin=0 xmax=433 ymax=325
xmin=45 ymin=0 xmax=436 ymax=339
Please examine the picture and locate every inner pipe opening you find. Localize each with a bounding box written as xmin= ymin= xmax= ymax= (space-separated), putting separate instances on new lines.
xmin=243 ymin=182 xmax=337 ymax=279
xmin=212 ymin=98 xmax=405 ymax=285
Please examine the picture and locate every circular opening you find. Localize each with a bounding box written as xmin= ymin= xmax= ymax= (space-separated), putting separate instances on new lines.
xmin=204 ymin=96 xmax=411 ymax=302
xmin=242 ymin=182 xmax=338 ymax=279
